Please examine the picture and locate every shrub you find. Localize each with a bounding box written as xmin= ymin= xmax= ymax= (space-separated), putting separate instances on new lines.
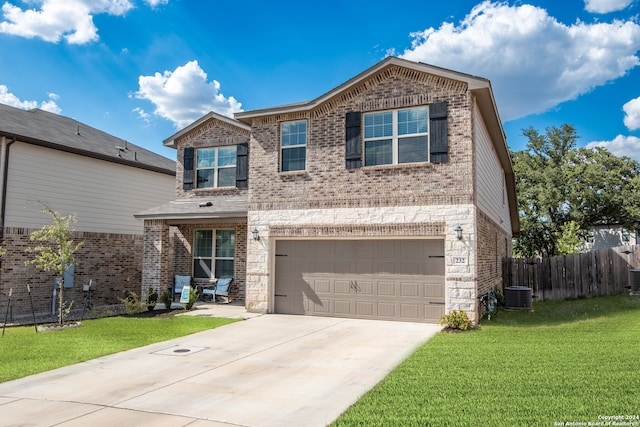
xmin=440 ymin=310 xmax=472 ymax=330
xmin=161 ymin=288 xmax=173 ymax=310
xmin=146 ymin=288 xmax=158 ymax=311
xmin=184 ymin=287 xmax=198 ymax=310
xmin=121 ymin=291 xmax=144 ymax=315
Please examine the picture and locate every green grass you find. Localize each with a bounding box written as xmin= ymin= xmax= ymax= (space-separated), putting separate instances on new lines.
xmin=333 ymin=294 xmax=640 ymax=426
xmin=0 ymin=315 xmax=239 ymax=383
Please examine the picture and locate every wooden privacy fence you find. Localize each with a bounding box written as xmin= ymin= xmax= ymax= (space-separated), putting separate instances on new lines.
xmin=502 ymin=245 xmax=640 ymax=301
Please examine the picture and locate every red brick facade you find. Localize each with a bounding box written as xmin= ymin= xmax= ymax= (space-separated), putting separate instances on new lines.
xmin=172 ymin=223 xmax=247 ymax=301
xmin=1 ymin=227 xmax=143 ymax=320
xmin=248 ymin=65 xmax=474 ymax=212
xmin=174 ymin=116 xmax=250 ymax=199
xmin=476 ymin=209 xmax=512 ymax=318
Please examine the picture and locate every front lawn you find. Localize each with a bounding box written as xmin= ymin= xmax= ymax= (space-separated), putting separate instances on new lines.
xmin=333 ymin=294 xmax=640 ymax=426
xmin=0 ymin=315 xmax=239 ymax=383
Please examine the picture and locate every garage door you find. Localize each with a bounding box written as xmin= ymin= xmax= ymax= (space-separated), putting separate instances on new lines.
xmin=274 ymin=239 xmax=445 ymax=322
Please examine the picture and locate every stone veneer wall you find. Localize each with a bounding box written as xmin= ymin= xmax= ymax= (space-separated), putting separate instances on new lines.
xmin=1 ymin=227 xmax=143 ymax=319
xmin=172 ymin=223 xmax=247 ymax=302
xmin=246 ymin=204 xmax=478 ymax=321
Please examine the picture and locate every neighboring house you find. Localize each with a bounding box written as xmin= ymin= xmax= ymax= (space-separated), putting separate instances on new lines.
xmin=0 ymin=103 xmax=176 ymax=317
xmin=587 ymin=225 xmax=638 ymax=251
xmin=136 ymin=56 xmax=519 ymax=323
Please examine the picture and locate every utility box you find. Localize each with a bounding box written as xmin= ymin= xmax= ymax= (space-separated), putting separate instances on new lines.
xmin=630 ymin=269 xmax=640 ymax=294
xmin=504 ymin=286 xmax=533 ymax=310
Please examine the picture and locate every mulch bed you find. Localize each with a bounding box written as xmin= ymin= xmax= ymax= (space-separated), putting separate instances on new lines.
xmin=3 ymin=305 xmax=184 ymax=328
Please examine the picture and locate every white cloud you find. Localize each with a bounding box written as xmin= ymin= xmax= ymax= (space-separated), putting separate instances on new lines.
xmin=586 ymin=135 xmax=640 ymax=161
xmin=0 ymin=0 xmax=134 ymax=44
xmin=134 ymin=60 xmax=243 ymax=129
xmin=584 ymin=0 xmax=633 ymax=13
xmin=0 ymin=85 xmax=61 ymax=113
xmin=39 ymin=98 xmax=62 ymax=114
xmin=623 ymin=96 xmax=640 ymax=130
xmin=132 ymin=106 xmax=151 ymax=123
xmin=400 ymin=1 xmax=640 ymax=121
xmin=144 ymin=0 xmax=168 ymax=7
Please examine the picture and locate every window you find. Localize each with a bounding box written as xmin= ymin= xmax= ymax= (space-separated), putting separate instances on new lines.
xmin=281 ymin=120 xmax=307 ymax=172
xmin=364 ymin=107 xmax=428 ymax=166
xmin=193 ymin=229 xmax=235 ymax=279
xmin=196 ymin=146 xmax=237 ymax=188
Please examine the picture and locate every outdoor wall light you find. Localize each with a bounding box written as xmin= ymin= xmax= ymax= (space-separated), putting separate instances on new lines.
xmin=252 ymin=227 xmax=260 ymax=241
xmin=454 ymin=224 xmax=463 ymax=240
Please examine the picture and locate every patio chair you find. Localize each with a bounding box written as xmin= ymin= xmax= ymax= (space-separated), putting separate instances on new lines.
xmin=201 ymin=277 xmax=233 ymax=303
xmin=171 ymin=275 xmax=193 ymax=302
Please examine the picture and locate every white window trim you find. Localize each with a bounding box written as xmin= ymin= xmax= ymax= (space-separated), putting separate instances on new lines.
xmin=196 ymin=146 xmax=236 ymax=188
xmin=364 ymin=107 xmax=429 ymax=166
xmin=280 ymin=120 xmax=307 ymax=172
xmin=193 ymin=228 xmax=235 ymax=279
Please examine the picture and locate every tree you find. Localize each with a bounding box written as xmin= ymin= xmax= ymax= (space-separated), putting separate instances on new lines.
xmin=567 ymin=147 xmax=640 ymax=232
xmin=555 ymin=220 xmax=582 ymax=256
xmin=513 ymin=124 xmax=640 ymax=257
xmin=25 ymin=206 xmax=84 ymax=325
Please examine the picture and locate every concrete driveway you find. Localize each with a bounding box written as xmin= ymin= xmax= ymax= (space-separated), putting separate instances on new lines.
xmin=0 ymin=309 xmax=440 ymax=427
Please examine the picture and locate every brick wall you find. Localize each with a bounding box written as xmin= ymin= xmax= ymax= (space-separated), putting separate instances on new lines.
xmin=141 ymin=116 xmax=251 ymax=304
xmin=174 ymin=116 xmax=250 ymax=199
xmin=172 ymin=223 xmax=247 ymax=302
xmin=141 ymin=220 xmax=171 ymax=297
xmin=248 ymin=65 xmax=474 ymax=211
xmin=476 ymin=209 xmax=512 ymax=318
xmin=1 ymin=227 xmax=143 ymax=320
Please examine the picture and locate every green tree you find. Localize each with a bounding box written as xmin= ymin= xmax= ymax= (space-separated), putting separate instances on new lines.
xmin=513 ymin=125 xmax=640 ymax=257
xmin=25 ymin=206 xmax=84 ymax=325
xmin=567 ymin=147 xmax=640 ymax=232
xmin=555 ymin=220 xmax=582 ymax=256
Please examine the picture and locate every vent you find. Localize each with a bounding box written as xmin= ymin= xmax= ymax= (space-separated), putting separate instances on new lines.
xmin=504 ymin=286 xmax=532 ymax=310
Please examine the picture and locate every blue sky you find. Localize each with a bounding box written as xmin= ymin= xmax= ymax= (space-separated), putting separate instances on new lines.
xmin=1 ymin=0 xmax=639 ymax=161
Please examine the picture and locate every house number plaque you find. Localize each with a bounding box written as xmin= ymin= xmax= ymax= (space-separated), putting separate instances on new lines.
xmin=452 ymin=257 xmax=468 ymax=265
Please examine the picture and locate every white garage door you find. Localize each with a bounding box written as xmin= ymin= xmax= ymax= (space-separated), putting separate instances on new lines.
xmin=274 ymin=239 xmax=445 ymax=323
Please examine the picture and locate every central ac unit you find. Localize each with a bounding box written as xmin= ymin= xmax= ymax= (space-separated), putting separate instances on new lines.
xmin=504 ymin=286 xmax=533 ymax=310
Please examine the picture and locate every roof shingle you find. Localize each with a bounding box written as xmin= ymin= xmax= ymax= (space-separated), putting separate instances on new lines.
xmin=0 ymin=103 xmax=175 ymax=175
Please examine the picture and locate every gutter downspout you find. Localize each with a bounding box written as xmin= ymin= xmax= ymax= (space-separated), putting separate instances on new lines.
xmin=0 ymin=136 xmax=16 ymax=244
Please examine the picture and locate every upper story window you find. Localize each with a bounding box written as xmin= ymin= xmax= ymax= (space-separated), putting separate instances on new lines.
xmin=364 ymin=107 xmax=428 ymax=166
xmin=280 ymin=120 xmax=307 ymax=172
xmin=196 ymin=146 xmax=237 ymax=188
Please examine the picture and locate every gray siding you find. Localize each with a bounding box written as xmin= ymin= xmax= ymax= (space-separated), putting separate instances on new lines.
xmin=474 ymin=104 xmax=511 ymax=235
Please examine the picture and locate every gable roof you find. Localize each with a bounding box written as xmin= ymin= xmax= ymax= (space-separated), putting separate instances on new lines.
xmin=235 ymin=56 xmax=493 ymax=118
xmin=235 ymin=56 xmax=519 ymax=235
xmin=235 ymin=56 xmax=506 ymax=160
xmin=163 ymin=110 xmax=251 ymax=148
xmin=0 ymin=103 xmax=175 ymax=175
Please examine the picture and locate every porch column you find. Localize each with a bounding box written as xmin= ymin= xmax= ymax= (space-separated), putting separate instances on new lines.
xmin=142 ymin=219 xmax=171 ymax=296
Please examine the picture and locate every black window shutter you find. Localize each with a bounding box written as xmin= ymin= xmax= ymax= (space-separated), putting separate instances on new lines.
xmin=429 ymin=101 xmax=449 ymax=163
xmin=183 ymin=147 xmax=194 ymax=190
xmin=236 ymin=142 xmax=248 ymax=188
xmin=345 ymin=111 xmax=362 ymax=169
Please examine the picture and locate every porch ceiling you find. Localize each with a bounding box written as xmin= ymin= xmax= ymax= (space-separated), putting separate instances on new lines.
xmin=134 ymin=196 xmax=248 ymax=221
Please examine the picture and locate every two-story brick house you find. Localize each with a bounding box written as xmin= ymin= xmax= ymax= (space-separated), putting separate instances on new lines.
xmin=136 ymin=56 xmax=519 ymax=323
